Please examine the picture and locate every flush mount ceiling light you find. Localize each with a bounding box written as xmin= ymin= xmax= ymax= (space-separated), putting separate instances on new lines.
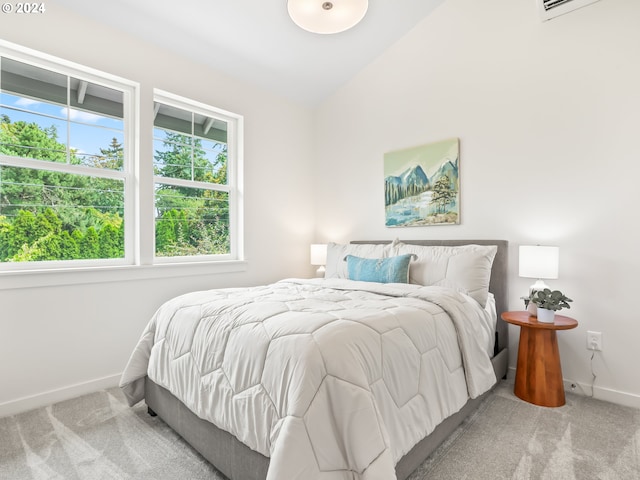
xmin=287 ymin=0 xmax=369 ymax=34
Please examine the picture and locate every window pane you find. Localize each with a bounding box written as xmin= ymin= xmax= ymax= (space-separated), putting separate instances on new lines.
xmin=0 ymin=165 xmax=125 ymax=262
xmin=155 ymin=184 xmax=229 ymax=257
xmin=153 ymin=103 xmax=228 ymax=185
xmin=195 ymin=145 xmax=227 ymax=185
xmin=69 ymin=77 xmax=124 ymax=120
xmin=153 ymin=132 xmax=194 ymax=181
xmin=69 ymin=121 xmax=124 ymax=170
xmin=0 ymin=109 xmax=68 ymax=162
xmin=1 ymin=66 xmax=125 ymax=168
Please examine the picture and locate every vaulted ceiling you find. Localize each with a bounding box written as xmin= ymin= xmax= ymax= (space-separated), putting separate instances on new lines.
xmin=56 ymin=0 xmax=445 ymax=106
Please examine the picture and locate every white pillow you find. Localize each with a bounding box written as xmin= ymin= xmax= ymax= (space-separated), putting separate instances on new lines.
xmin=391 ymin=242 xmax=497 ymax=307
xmin=324 ymin=242 xmax=395 ymax=279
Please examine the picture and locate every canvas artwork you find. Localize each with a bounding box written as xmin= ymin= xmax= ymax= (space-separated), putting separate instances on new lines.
xmin=384 ymin=138 xmax=460 ymax=227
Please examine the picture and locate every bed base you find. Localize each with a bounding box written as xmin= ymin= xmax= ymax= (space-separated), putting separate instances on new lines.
xmin=145 ymin=376 xmax=269 ymax=480
xmin=144 ymin=348 xmax=508 ymax=480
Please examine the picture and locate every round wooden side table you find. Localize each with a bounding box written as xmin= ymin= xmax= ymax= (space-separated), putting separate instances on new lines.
xmin=501 ymin=311 xmax=578 ymax=407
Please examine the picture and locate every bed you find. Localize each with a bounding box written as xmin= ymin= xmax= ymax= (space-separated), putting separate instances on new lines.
xmin=120 ymin=239 xmax=509 ymax=480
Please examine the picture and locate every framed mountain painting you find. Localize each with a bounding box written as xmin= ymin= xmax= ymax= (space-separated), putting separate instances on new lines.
xmin=384 ymin=138 xmax=460 ymax=227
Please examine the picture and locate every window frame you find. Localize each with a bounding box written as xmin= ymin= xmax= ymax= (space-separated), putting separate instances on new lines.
xmin=0 ymin=41 xmax=138 ymax=272
xmin=152 ymin=89 xmax=243 ymax=264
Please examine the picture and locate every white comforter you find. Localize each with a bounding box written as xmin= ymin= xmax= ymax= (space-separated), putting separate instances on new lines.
xmin=120 ymin=278 xmax=496 ymax=480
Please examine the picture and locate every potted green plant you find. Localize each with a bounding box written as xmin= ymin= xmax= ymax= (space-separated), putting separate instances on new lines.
xmin=530 ymin=288 xmax=573 ymax=323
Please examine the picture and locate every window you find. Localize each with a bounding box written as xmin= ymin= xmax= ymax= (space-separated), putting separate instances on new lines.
xmin=153 ymin=91 xmax=241 ymax=262
xmin=0 ymin=42 xmax=243 ymax=276
xmin=0 ymin=47 xmax=134 ymax=269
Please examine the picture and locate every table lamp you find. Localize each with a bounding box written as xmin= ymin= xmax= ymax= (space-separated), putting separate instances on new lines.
xmin=519 ymin=245 xmax=559 ymax=293
xmin=310 ymin=244 xmax=327 ymax=277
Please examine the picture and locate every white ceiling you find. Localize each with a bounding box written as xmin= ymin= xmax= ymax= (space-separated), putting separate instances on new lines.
xmin=55 ymin=0 xmax=445 ymax=106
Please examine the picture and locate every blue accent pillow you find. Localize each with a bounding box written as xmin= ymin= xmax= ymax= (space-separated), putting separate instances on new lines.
xmin=346 ymin=254 xmax=413 ymax=284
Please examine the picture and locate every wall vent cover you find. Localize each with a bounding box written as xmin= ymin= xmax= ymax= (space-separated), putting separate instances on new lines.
xmin=538 ymin=0 xmax=601 ymax=21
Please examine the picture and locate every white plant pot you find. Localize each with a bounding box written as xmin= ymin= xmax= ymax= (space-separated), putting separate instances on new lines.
xmin=537 ymin=308 xmax=555 ymax=323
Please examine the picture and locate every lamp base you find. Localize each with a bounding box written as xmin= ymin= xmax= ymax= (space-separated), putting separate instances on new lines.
xmin=315 ymin=266 xmax=326 ymax=278
xmin=529 ymin=279 xmax=550 ymax=294
xmin=527 ymin=279 xmax=551 ymax=317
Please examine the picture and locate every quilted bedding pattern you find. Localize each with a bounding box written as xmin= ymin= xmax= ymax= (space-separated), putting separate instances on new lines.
xmin=120 ymin=278 xmax=496 ymax=480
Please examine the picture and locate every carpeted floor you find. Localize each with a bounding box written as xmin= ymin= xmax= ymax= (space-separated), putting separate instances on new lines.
xmin=408 ymin=382 xmax=640 ymax=480
xmin=1 ymin=381 xmax=638 ymax=479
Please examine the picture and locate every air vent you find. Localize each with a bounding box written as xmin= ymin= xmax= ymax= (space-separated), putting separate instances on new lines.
xmin=538 ymin=0 xmax=601 ymax=21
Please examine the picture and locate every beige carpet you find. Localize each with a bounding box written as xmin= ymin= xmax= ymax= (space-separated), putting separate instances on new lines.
xmin=1 ymin=381 xmax=638 ymax=479
xmin=408 ymin=382 xmax=640 ymax=479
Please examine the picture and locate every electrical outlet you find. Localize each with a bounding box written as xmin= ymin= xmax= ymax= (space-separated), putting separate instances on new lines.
xmin=587 ymin=331 xmax=602 ymax=351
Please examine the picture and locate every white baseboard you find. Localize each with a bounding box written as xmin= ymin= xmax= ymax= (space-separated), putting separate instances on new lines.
xmin=507 ymin=367 xmax=640 ymax=409
xmin=0 ymin=373 xmax=122 ymax=418
xmin=562 ymin=378 xmax=640 ymax=409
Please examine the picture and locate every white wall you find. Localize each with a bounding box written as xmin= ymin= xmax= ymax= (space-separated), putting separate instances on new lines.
xmin=0 ymin=5 xmax=315 ymax=415
xmin=314 ymin=0 xmax=640 ymax=407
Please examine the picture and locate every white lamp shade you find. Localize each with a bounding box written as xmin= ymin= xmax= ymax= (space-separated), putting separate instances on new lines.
xmin=310 ymin=244 xmax=328 ymax=266
xmin=288 ymin=0 xmax=368 ymax=34
xmin=519 ymin=245 xmax=559 ymax=279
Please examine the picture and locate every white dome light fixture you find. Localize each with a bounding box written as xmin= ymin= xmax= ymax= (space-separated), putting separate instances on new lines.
xmin=287 ymin=0 xmax=369 ymax=34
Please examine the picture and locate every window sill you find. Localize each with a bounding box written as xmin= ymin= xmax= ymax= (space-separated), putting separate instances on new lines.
xmin=0 ymin=260 xmax=248 ymax=291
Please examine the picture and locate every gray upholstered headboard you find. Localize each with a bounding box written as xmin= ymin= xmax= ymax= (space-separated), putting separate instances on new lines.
xmin=351 ymin=239 xmax=509 ymax=354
